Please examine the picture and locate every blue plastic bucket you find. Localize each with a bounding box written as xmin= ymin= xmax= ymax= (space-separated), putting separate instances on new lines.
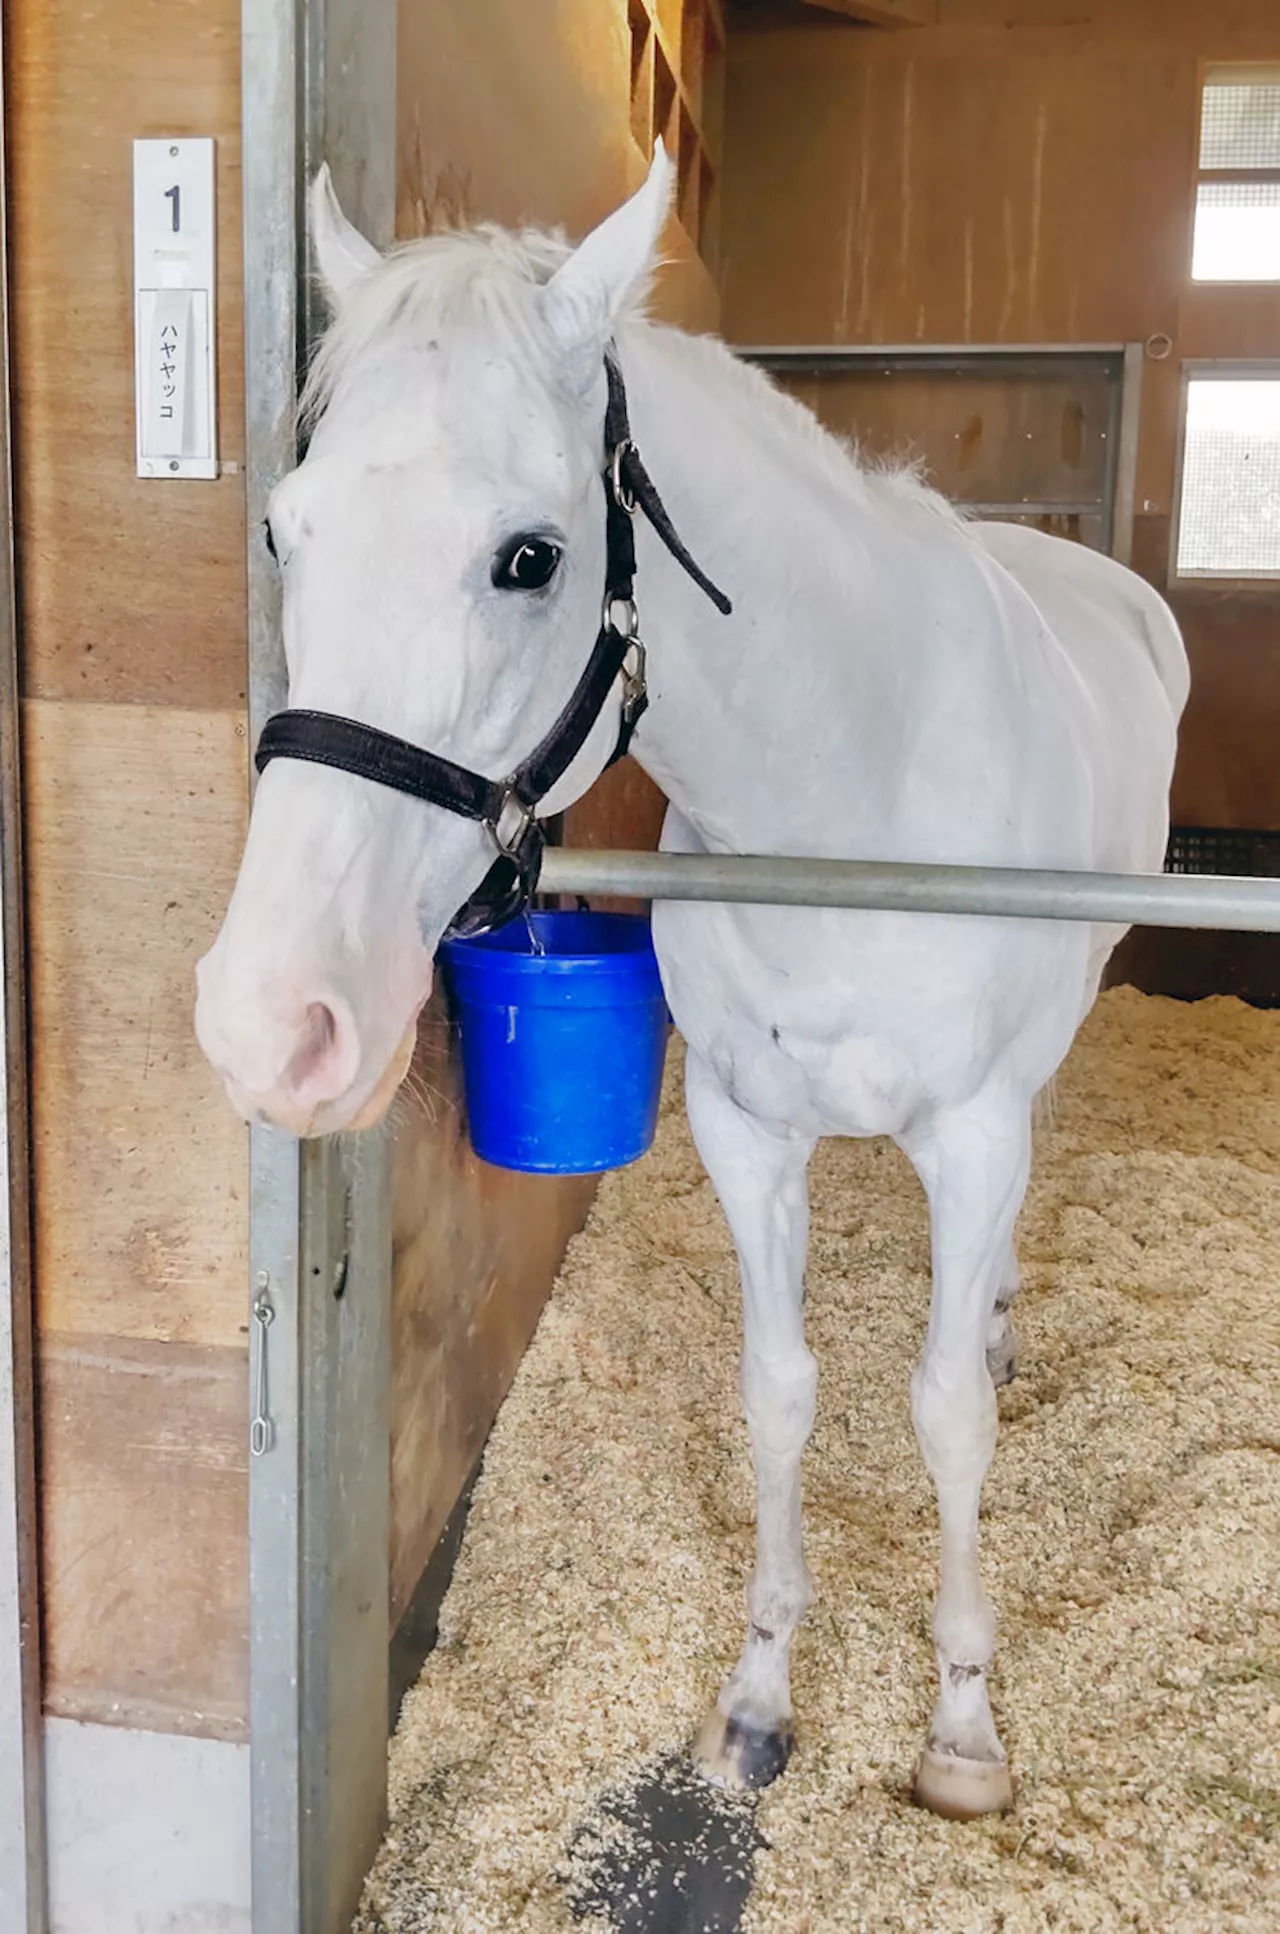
xmin=439 ymin=911 xmax=669 ymax=1175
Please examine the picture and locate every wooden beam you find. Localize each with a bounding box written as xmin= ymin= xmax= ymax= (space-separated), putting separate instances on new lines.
xmin=800 ymin=0 xmax=936 ymax=25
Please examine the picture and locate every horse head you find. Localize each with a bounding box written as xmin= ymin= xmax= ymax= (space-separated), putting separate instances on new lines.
xmin=196 ymin=149 xmax=674 ymax=1136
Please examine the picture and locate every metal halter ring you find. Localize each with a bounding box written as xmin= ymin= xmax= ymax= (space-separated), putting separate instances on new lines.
xmin=490 ymin=789 xmax=535 ymax=859
xmin=603 ymin=593 xmax=641 ymax=639
xmin=610 ymin=438 xmax=637 ymax=514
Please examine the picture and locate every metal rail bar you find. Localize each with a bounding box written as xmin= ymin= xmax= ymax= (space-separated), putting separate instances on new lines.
xmin=539 ymin=850 xmax=1280 ymax=933
xmin=1112 ymin=341 xmax=1145 ymax=567
xmin=734 ymin=342 xmax=1128 ymax=361
xmin=956 ymin=502 xmax=1106 ymax=518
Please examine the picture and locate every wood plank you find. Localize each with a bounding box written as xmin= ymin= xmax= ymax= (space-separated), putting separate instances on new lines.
xmin=1171 ymin=587 xmax=1280 ymax=833
xmin=40 ymin=1337 xmax=247 ymax=1738
xmin=387 ymin=997 xmax=596 ymax=1623
xmin=800 ymin=0 xmax=936 ymax=23
xmin=398 ymin=0 xmax=632 ymax=239
xmin=566 ymin=759 xmax=668 ymax=859
xmin=397 ymin=0 xmax=721 ymax=327
xmin=722 ymin=34 xmax=1193 ymax=347
xmin=7 ymin=0 xmax=247 ymax=709
xmin=22 ymin=700 xmax=248 ymax=1350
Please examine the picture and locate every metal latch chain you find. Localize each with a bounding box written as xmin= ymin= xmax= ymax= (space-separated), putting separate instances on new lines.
xmin=250 ymin=1273 xmax=275 ymax=1456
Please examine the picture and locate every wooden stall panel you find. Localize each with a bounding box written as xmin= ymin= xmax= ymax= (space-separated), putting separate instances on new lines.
xmin=40 ymin=1338 xmax=246 ymax=1739
xmin=22 ymin=701 xmax=247 ymax=1351
xmin=1170 ymin=596 xmax=1280 ymax=831
xmin=8 ymin=0 xmax=246 ymax=710
xmin=399 ymin=0 xmax=629 ymax=239
xmin=387 ymin=1006 xmax=595 ymax=1623
xmin=398 ymin=0 xmax=720 ymax=327
xmin=8 ymin=0 xmax=252 ymax=1752
xmin=721 ymin=32 xmax=1191 ymax=350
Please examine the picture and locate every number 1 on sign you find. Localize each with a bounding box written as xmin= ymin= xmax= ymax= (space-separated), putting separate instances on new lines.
xmin=164 ymin=183 xmax=181 ymax=233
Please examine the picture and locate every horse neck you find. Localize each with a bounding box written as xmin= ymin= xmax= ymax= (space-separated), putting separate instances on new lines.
xmin=616 ymin=323 xmax=907 ymax=852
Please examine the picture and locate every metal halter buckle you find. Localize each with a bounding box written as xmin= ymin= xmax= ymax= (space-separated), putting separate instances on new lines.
xmin=610 ymin=438 xmax=637 ymax=514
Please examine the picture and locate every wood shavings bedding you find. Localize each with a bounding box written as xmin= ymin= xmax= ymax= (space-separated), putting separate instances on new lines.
xmin=355 ymin=988 xmax=1280 ymax=1933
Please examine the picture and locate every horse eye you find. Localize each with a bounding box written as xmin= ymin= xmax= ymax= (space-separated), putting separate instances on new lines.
xmin=494 ymin=537 xmax=562 ymax=592
xmin=263 ymin=520 xmax=278 ymax=563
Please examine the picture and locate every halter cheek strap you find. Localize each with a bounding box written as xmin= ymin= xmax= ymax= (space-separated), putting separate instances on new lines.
xmin=253 ymin=353 xmax=731 ymax=937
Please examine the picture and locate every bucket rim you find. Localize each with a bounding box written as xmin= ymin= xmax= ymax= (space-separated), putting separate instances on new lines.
xmin=439 ymin=908 xmax=659 ymax=976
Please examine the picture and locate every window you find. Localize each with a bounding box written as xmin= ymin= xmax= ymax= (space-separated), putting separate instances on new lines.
xmin=1175 ymin=372 xmax=1280 ymax=580
xmin=1192 ymin=66 xmax=1280 ymax=281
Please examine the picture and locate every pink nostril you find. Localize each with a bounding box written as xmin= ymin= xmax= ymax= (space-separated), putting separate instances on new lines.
xmin=281 ymin=999 xmax=358 ymax=1108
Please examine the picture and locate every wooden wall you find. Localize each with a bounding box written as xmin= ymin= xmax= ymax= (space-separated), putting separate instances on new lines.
xmin=719 ymin=0 xmax=1280 ymax=844
xmin=388 ymin=0 xmax=725 ymax=1621
xmin=8 ymin=0 xmax=249 ymax=1736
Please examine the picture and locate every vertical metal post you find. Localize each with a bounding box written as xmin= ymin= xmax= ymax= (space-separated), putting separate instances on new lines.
xmin=0 ymin=9 xmax=48 ymax=1923
xmin=1111 ymin=341 xmax=1144 ymax=567
xmin=242 ymin=3 xmax=395 ymax=1929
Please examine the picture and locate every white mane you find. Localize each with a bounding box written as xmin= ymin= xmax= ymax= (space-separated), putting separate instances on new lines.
xmin=305 ymin=223 xmax=598 ymax=425
xmin=664 ymin=327 xmax=962 ymax=525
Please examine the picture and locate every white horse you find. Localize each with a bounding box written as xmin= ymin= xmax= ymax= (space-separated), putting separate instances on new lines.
xmin=196 ymin=150 xmax=1187 ymax=1820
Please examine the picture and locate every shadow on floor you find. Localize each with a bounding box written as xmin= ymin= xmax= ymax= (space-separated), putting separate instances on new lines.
xmin=566 ymin=1752 xmax=763 ymax=1934
xmin=388 ymin=1461 xmax=481 ymax=1729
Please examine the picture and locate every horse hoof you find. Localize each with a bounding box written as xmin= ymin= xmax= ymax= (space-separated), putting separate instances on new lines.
xmin=692 ymin=1707 xmax=794 ymax=1791
xmin=913 ymin=1746 xmax=1013 ymax=1820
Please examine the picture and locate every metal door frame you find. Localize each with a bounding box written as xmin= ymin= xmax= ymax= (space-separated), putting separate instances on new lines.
xmin=241 ymin=4 xmax=396 ymax=1929
xmin=0 ymin=711 xmax=44 ymax=1934
xmin=1168 ymin=357 xmax=1280 ymax=591
xmin=0 ymin=4 xmax=47 ymax=1923
xmin=735 ymin=341 xmax=1145 ymax=565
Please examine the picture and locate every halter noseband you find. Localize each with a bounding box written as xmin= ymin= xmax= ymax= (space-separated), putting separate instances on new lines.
xmin=254 ymin=354 xmax=731 ymax=938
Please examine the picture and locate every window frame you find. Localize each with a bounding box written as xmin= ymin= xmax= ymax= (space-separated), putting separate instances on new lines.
xmin=1170 ymin=359 xmax=1280 ymax=589
xmin=1190 ymin=62 xmax=1280 ymax=286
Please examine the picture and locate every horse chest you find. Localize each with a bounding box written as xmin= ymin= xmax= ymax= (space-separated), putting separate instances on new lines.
xmin=654 ymin=905 xmax=936 ymax=1138
xmin=730 ymin=1032 xmax=914 ymax=1138
xmin=672 ymin=986 xmax=918 ymax=1141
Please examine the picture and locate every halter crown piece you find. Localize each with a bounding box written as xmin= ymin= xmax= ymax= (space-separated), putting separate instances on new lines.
xmin=254 ymin=352 xmax=732 ymax=937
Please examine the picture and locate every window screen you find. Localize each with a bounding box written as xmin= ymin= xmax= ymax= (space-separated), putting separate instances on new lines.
xmin=1193 ymin=69 xmax=1280 ymax=282
xmin=1175 ymin=376 xmax=1280 ymax=579
xmin=1198 ymin=80 xmax=1280 ymax=170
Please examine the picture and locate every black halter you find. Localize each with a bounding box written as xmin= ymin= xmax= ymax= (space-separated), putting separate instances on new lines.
xmin=254 ymin=354 xmax=731 ymax=938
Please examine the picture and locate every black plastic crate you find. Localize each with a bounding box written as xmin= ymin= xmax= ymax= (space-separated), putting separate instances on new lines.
xmin=1165 ymin=826 xmax=1280 ymax=880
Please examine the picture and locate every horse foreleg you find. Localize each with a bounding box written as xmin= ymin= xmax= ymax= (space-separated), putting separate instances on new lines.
xmin=684 ymin=1048 xmax=817 ymax=1792
xmin=901 ymin=1094 xmax=1032 ymax=1819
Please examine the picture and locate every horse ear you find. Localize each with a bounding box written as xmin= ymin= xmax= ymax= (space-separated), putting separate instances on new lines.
xmin=542 ymin=143 xmax=675 ymax=388
xmin=309 ymin=164 xmax=382 ymax=308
